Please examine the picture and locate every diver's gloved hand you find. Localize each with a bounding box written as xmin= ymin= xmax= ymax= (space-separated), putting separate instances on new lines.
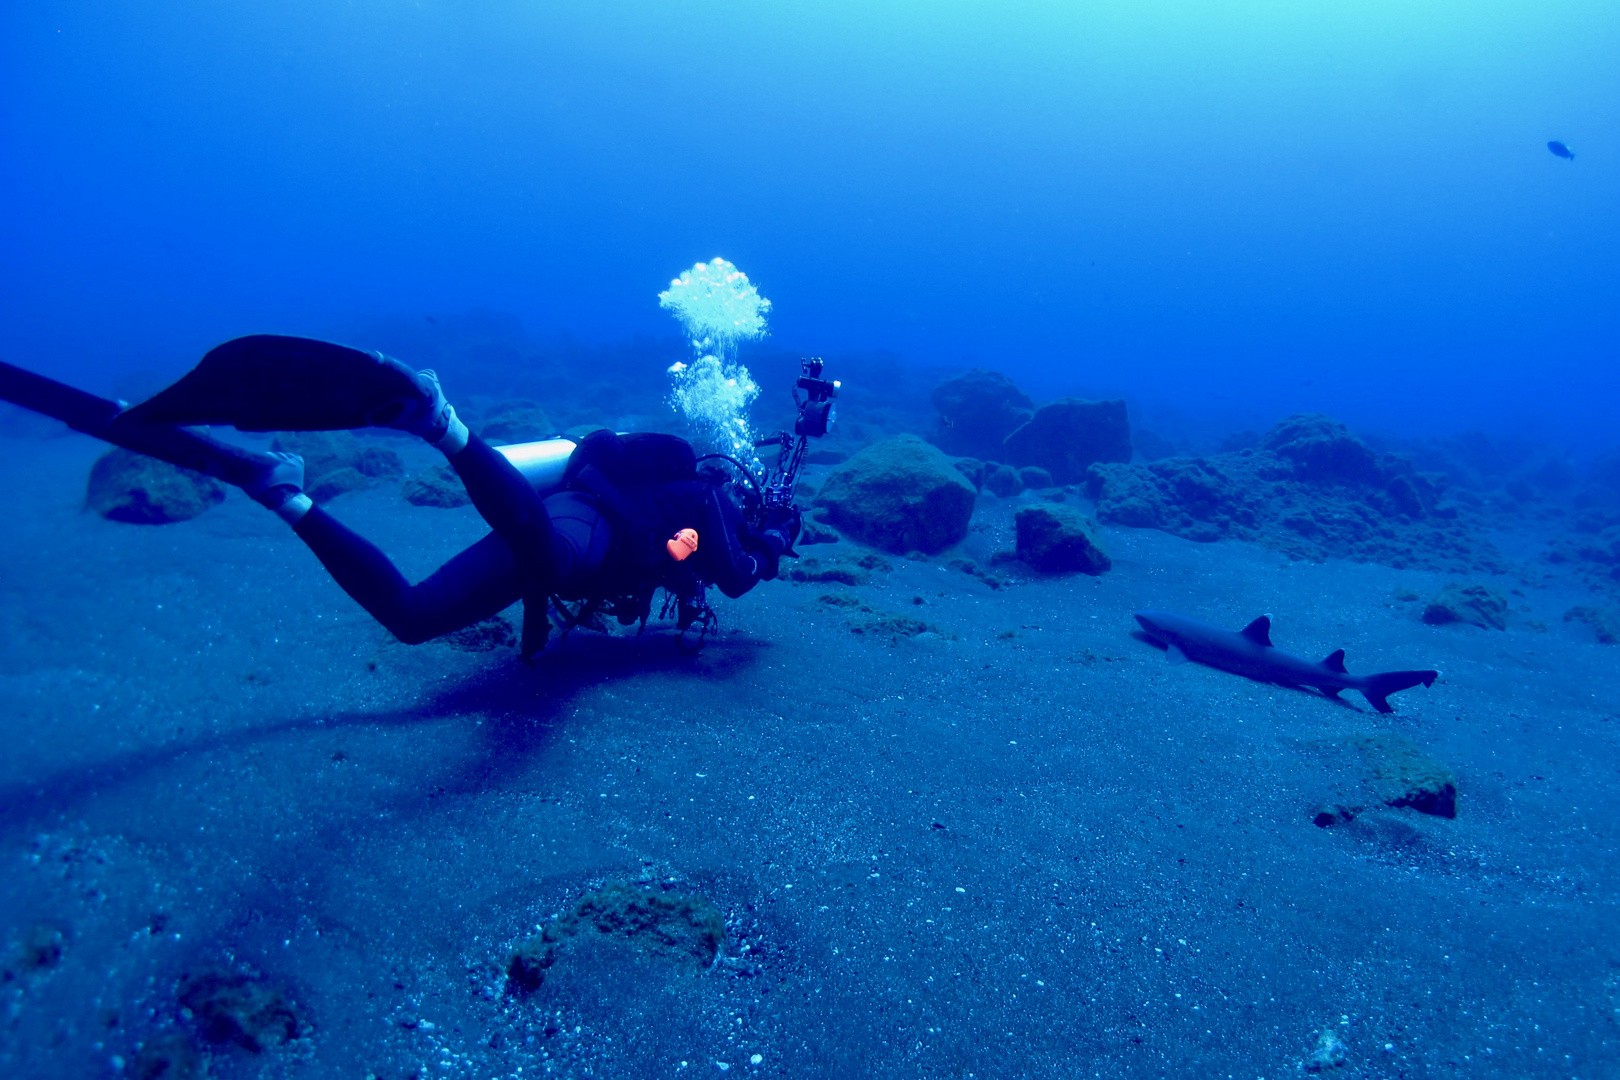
xmin=761 ymin=504 xmax=801 ymax=548
xmin=750 ymin=519 xmax=798 ymax=582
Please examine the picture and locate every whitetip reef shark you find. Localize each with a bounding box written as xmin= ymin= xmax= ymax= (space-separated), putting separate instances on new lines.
xmin=1133 ymin=610 xmax=1438 ymax=713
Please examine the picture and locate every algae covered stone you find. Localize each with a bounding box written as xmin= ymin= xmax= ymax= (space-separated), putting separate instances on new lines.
xmin=1014 ymin=504 xmax=1111 ymax=574
xmin=1422 ymin=582 xmax=1507 ymax=630
xmin=402 ymin=463 xmax=471 ymax=508
xmin=1352 ymin=732 xmax=1458 ymax=818
xmin=507 ymin=882 xmax=726 ymax=995
xmin=813 ymin=434 xmax=976 ymax=555
xmin=86 ymin=448 xmax=225 ymax=524
xmin=1002 ymin=398 xmax=1132 ymax=483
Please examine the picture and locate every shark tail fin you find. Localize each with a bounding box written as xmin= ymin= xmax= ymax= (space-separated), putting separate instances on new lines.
xmin=1360 ymin=670 xmax=1438 ymax=714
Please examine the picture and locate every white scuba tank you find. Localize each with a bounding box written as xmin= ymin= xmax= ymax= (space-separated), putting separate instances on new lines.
xmin=494 ymin=437 xmax=577 ymax=498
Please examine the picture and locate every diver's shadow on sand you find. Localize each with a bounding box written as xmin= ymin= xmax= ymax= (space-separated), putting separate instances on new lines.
xmin=0 ymin=629 xmax=768 ymax=835
xmin=1130 ymin=630 xmax=1361 ymax=713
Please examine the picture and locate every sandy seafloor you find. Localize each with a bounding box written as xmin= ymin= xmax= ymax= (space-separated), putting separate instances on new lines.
xmin=1 ymin=428 xmax=1617 ymax=1080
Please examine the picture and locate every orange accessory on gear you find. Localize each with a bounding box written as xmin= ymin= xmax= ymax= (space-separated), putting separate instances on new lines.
xmin=666 ymin=527 xmax=699 ymax=561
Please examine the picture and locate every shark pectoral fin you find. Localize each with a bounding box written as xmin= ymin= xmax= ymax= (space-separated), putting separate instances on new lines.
xmin=1322 ymin=687 xmax=1344 ymax=698
xmin=1322 ymin=649 xmax=1347 ymax=673
xmin=1239 ymin=615 xmax=1273 ymax=647
xmin=1165 ymin=643 xmax=1190 ymax=665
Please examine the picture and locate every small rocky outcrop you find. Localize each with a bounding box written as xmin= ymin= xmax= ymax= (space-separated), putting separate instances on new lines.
xmin=86 ymin=448 xmax=225 ymax=524
xmin=507 ymin=882 xmax=725 ymax=995
xmin=402 ymin=464 xmax=471 ymax=508
xmin=951 ymin=457 xmax=987 ymax=491
xmin=1422 ymin=583 xmax=1508 ymax=630
xmin=176 ymin=970 xmax=303 ymax=1052
xmin=1564 ymin=605 xmax=1618 ymax=644
xmin=983 ymin=462 xmax=1023 ymax=498
xmin=307 ymin=466 xmax=371 ymax=503
xmin=1311 ymin=732 xmax=1459 ymax=824
xmin=929 ymin=369 xmax=1033 ymax=461
xmin=1002 ymin=398 xmax=1132 ymax=484
xmin=1352 ymin=733 xmax=1458 ymax=818
xmin=1014 ymin=504 xmax=1111 ymax=574
xmin=270 ymin=430 xmax=403 ymax=502
xmin=480 ymin=402 xmax=556 ymax=444
xmin=813 ymin=435 xmax=977 ymax=555
xmin=1018 ymin=466 xmax=1054 ymax=490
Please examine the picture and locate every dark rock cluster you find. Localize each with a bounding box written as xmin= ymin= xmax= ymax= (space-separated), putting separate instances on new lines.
xmin=928 ymin=369 xmax=1132 ymax=482
xmin=1085 ymin=414 xmax=1503 ymax=572
xmin=85 ymin=448 xmax=225 ymax=524
xmin=270 ymin=430 xmax=404 ymax=502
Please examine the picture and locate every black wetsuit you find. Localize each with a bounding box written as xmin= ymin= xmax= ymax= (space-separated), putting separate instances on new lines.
xmin=290 ymin=432 xmax=775 ymax=647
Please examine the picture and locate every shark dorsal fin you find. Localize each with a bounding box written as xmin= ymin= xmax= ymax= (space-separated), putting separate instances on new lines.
xmin=1322 ymin=648 xmax=1347 ymax=673
xmin=1239 ymin=615 xmax=1273 ymax=647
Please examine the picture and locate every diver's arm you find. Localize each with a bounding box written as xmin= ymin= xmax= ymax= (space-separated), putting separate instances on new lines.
xmin=698 ymin=486 xmax=772 ymax=599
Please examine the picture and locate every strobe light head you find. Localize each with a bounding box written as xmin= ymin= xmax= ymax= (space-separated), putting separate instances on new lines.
xmin=794 ymin=357 xmax=838 ymax=438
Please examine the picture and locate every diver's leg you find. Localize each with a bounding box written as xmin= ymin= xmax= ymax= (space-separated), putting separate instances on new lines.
xmin=444 ymin=435 xmax=558 ymax=574
xmin=291 ymin=510 xmax=522 ymax=644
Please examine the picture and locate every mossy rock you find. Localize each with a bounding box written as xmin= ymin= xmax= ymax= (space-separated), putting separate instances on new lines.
xmin=983 ymin=462 xmax=1024 ymax=498
xmin=402 ymin=464 xmax=471 ymax=508
xmin=481 ymin=404 xmax=556 ymax=444
xmin=1014 ymin=504 xmax=1111 ymax=574
xmin=1422 ymin=582 xmax=1507 ymax=630
xmin=1564 ymin=605 xmax=1619 ymax=644
xmin=176 ymin=970 xmax=302 ymax=1052
xmin=1351 ymin=733 xmax=1457 ymax=818
xmin=506 ymin=883 xmax=726 ymax=995
xmin=813 ymin=435 xmax=976 ymax=555
xmin=307 ymin=465 xmax=371 ymax=503
xmin=86 ymin=448 xmax=225 ymax=524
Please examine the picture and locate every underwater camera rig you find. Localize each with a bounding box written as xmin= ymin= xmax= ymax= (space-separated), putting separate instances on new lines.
xmin=752 ymin=357 xmax=838 ymax=517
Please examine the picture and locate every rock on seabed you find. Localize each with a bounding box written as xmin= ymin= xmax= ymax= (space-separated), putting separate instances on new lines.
xmin=813 ymin=435 xmax=977 ymax=555
xmin=85 ymin=448 xmax=225 ymax=524
xmin=1014 ymin=504 xmax=1111 ymax=575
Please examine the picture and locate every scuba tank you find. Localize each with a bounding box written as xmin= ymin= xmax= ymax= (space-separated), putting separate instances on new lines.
xmin=494 ymin=437 xmax=577 ymax=497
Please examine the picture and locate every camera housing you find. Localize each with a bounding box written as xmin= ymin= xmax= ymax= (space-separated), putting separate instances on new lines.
xmin=793 ymin=358 xmax=838 ymax=439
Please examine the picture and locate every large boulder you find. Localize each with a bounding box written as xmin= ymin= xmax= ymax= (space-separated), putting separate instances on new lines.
xmin=86 ymin=448 xmax=225 ymax=524
xmin=813 ymin=435 xmax=977 ymax=555
xmin=1015 ymin=504 xmax=1111 ymax=574
xmin=929 ymin=369 xmax=1033 ymax=461
xmin=1002 ymin=398 xmax=1132 ymax=483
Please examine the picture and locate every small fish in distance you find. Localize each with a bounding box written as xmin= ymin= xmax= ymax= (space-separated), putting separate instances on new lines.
xmin=1548 ymin=140 xmax=1575 ymax=160
xmin=1133 ymin=610 xmax=1438 ymax=714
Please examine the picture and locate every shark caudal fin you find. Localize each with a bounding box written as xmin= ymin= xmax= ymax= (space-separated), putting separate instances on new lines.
xmin=1360 ymin=670 xmax=1438 ymax=714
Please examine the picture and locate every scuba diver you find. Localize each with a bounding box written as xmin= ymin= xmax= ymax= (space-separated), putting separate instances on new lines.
xmin=0 ymin=335 xmax=838 ymax=658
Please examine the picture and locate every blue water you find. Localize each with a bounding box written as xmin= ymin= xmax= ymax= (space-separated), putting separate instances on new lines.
xmin=3 ymin=0 xmax=1616 ymax=447
xmin=4 ymin=6 xmax=1620 ymax=1079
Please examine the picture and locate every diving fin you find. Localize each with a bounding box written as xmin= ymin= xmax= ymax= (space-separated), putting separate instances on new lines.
xmin=0 ymin=359 xmax=267 ymax=488
xmin=117 ymin=334 xmax=423 ymax=432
